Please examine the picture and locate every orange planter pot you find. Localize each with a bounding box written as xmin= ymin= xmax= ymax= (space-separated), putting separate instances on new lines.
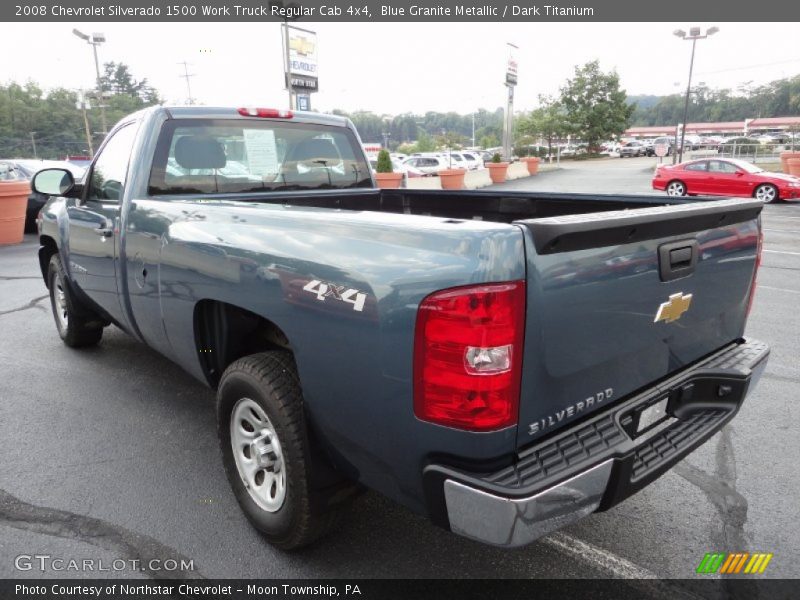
xmin=374 ymin=172 xmax=404 ymax=189
xmin=522 ymin=157 xmax=540 ymax=175
xmin=438 ymin=169 xmax=466 ymax=190
xmin=781 ymin=151 xmax=800 ymax=174
xmin=487 ymin=162 xmax=509 ymax=183
xmin=787 ymin=158 xmax=800 ymax=177
xmin=0 ymin=180 xmax=30 ymax=245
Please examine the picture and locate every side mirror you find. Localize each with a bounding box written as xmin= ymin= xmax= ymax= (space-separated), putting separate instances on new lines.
xmin=32 ymin=168 xmax=76 ymax=197
xmin=736 ymin=171 xmax=745 ymax=177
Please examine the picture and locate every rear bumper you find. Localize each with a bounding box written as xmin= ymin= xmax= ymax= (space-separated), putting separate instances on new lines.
xmin=425 ymin=338 xmax=769 ymax=548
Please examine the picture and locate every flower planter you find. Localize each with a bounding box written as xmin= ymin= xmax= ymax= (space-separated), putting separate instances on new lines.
xmin=787 ymin=158 xmax=800 ymax=177
xmin=781 ymin=151 xmax=800 ymax=174
xmin=522 ymin=157 xmax=541 ymax=175
xmin=438 ymin=169 xmax=466 ymax=190
xmin=0 ymin=179 xmax=30 ymax=245
xmin=487 ymin=162 xmax=509 ymax=184
xmin=374 ymin=172 xmax=404 ymax=189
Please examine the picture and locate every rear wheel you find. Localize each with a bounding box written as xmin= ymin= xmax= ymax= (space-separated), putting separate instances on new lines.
xmin=666 ymin=180 xmax=687 ymax=197
xmin=47 ymin=255 xmax=104 ymax=347
xmin=754 ymin=183 xmax=778 ymax=203
xmin=217 ymin=351 xmax=350 ymax=549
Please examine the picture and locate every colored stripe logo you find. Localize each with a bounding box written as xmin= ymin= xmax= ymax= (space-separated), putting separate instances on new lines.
xmin=697 ymin=552 xmax=773 ymax=574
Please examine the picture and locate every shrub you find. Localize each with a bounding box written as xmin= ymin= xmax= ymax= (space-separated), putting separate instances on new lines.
xmin=491 ymin=152 xmax=502 ymax=163
xmin=375 ymin=149 xmax=393 ymax=173
xmin=718 ymin=137 xmax=761 ymax=154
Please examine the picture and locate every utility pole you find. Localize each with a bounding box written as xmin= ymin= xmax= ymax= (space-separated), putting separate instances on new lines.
xmin=30 ymin=132 xmax=37 ymax=159
xmin=178 ymin=61 xmax=196 ymax=105
xmin=77 ymin=91 xmax=95 ymax=156
xmin=502 ymin=42 xmax=518 ymax=161
xmin=472 ymin=113 xmax=475 ymax=148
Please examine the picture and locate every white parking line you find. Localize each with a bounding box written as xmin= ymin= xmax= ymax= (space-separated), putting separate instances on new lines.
xmin=763 ymin=249 xmax=800 ymax=256
xmin=759 ymin=285 xmax=800 ymax=295
xmin=544 ymin=532 xmax=660 ymax=578
xmin=544 ymin=532 xmax=704 ymax=599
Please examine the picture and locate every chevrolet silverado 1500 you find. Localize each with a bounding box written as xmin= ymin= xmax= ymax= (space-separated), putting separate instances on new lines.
xmin=34 ymin=106 xmax=769 ymax=549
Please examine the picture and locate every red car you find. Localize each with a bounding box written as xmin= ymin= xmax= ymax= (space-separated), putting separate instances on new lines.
xmin=652 ymin=157 xmax=800 ymax=203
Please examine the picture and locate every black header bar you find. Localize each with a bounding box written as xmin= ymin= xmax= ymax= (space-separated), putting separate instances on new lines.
xmin=3 ymin=0 xmax=799 ymax=22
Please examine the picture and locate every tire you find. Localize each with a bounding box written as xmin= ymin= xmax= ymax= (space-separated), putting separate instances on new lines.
xmin=217 ymin=351 xmax=347 ymax=550
xmin=754 ymin=183 xmax=779 ymax=204
xmin=666 ymin=180 xmax=687 ymax=197
xmin=47 ymin=255 xmax=104 ymax=347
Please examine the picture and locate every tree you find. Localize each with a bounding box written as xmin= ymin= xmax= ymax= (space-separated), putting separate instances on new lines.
xmin=99 ymin=62 xmax=159 ymax=102
xmin=559 ymin=61 xmax=634 ymax=150
xmin=517 ymin=96 xmax=570 ymax=157
xmin=413 ymin=131 xmax=437 ymax=152
xmin=0 ymin=64 xmax=161 ymax=159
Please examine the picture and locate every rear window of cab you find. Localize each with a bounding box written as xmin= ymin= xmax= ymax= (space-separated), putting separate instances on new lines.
xmin=148 ymin=119 xmax=373 ymax=195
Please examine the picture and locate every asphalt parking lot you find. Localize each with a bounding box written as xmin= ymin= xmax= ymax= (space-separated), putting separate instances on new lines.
xmin=1 ymin=156 xmax=798 ymax=585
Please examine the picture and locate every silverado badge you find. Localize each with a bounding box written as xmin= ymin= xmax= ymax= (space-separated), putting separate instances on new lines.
xmin=654 ymin=292 xmax=693 ymax=323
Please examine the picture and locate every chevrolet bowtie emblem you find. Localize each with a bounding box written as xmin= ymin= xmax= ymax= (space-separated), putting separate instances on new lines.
xmin=654 ymin=292 xmax=693 ymax=323
xmin=290 ymin=37 xmax=315 ymax=56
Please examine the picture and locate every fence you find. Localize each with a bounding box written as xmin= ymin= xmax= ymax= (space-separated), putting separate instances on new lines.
xmin=715 ymin=142 xmax=798 ymax=164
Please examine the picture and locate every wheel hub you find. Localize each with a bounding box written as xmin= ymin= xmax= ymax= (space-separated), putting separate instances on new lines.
xmin=250 ymin=430 xmax=282 ymax=472
xmin=230 ymin=397 xmax=287 ymax=512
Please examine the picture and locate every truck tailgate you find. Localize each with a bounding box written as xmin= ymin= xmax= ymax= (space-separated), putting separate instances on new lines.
xmin=515 ymin=198 xmax=763 ymax=447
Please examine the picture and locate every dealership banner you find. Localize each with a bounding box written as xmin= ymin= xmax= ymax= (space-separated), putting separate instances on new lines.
xmin=3 ymin=0 xmax=799 ymax=21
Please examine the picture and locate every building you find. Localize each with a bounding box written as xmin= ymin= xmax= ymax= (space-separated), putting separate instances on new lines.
xmin=625 ymin=116 xmax=800 ymax=139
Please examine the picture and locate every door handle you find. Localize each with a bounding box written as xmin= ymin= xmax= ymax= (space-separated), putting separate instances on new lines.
xmin=94 ymin=226 xmax=113 ymax=238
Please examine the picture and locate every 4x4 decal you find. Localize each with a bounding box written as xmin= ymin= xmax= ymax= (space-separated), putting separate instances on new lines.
xmin=302 ymin=280 xmax=367 ymax=312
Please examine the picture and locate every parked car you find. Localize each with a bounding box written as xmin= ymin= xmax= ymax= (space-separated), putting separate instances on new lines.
xmin=619 ymin=141 xmax=647 ymax=158
xmin=652 ymin=157 xmax=800 ymax=202
xmin=652 ymin=136 xmax=680 ymax=156
xmin=34 ymin=105 xmax=769 ymax=552
xmin=460 ymin=151 xmax=483 ymax=170
xmin=403 ymin=155 xmax=450 ymax=175
xmin=369 ymin=157 xmax=426 ymax=180
xmin=0 ymin=159 xmax=86 ymax=232
xmin=441 ymin=152 xmax=469 ymax=170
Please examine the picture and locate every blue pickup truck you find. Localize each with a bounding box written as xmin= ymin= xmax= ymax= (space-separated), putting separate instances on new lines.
xmin=33 ymin=106 xmax=769 ymax=549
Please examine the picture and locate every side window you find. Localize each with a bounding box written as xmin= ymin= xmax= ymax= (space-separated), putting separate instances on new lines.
xmin=709 ymin=161 xmax=737 ymax=174
xmin=88 ymin=124 xmax=138 ymax=202
xmin=685 ymin=162 xmax=708 ymax=172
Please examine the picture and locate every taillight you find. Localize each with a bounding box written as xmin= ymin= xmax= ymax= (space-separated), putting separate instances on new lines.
xmin=746 ymin=227 xmax=764 ymax=316
xmin=237 ymin=107 xmax=293 ymax=119
xmin=413 ymin=281 xmax=526 ymax=431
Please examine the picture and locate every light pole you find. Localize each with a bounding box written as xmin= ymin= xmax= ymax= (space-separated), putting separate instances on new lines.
xmin=673 ymin=26 xmax=718 ymax=163
xmin=73 ymin=28 xmax=108 ymax=135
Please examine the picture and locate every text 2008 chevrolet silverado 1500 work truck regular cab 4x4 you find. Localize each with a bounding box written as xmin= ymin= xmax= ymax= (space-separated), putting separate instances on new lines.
xmin=34 ymin=106 xmax=768 ymax=549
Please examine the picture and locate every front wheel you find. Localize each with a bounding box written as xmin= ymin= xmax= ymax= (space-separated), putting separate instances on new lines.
xmin=217 ymin=351 xmax=348 ymax=549
xmin=47 ymin=255 xmax=104 ymax=347
xmin=666 ymin=180 xmax=687 ymax=197
xmin=754 ymin=184 xmax=778 ymax=203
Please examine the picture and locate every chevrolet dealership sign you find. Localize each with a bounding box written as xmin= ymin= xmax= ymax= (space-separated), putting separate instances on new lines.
xmin=285 ymin=25 xmax=318 ymax=92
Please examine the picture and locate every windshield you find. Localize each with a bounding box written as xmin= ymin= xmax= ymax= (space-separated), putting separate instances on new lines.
xmin=148 ymin=119 xmax=373 ymax=195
